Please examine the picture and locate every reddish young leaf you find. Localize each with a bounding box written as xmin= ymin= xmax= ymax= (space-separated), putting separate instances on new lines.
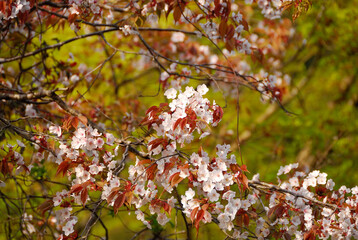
xmin=198 ymin=146 xmax=204 ymax=157
xmin=195 ymin=209 xmax=205 ymax=230
xmin=0 ymin=158 xmax=13 ymax=176
xmin=281 ymin=1 xmax=294 ymax=12
xmin=113 ymin=193 xmax=126 ymax=214
xmin=173 ymin=118 xmax=183 ymax=130
xmin=214 ymin=2 xmax=221 ymax=17
xmin=268 ymin=206 xmax=276 ymax=218
xmin=243 ymin=213 xmax=250 ymax=227
xmin=213 ymin=106 xmax=224 ymax=123
xmin=240 ymin=164 xmax=249 ymax=173
xmin=68 ymin=13 xmax=78 ymax=24
xmin=125 ymin=191 xmax=133 ymax=207
xmin=140 ymin=116 xmax=150 ymax=126
xmin=78 ymin=115 xmax=88 ymax=126
xmin=145 ymin=106 xmax=159 ymax=116
xmin=239 ymin=174 xmax=249 ymax=190
xmin=241 ymin=18 xmax=249 ymax=32
xmin=186 ymin=108 xmax=197 ymax=120
xmin=56 ymin=160 xmax=70 ymax=176
xmin=148 ymin=138 xmax=164 ymax=150
xmin=162 ymin=201 xmax=171 ymax=214
xmin=146 ymin=163 xmax=157 ymax=180
xmin=226 ymin=24 xmax=235 ymax=40
xmin=236 ymin=214 xmax=243 ymax=227
xmin=159 ymin=102 xmax=169 ymax=110
xmin=201 ymin=203 xmax=209 ymax=211
xmin=80 ymin=187 xmax=88 ymax=206
xmin=0 ymin=2 xmax=6 ymax=13
xmin=219 ymin=21 xmax=228 ymax=38
xmin=124 ymin=181 xmax=133 ymax=192
xmin=138 ymin=159 xmax=152 ymax=165
xmin=107 ymin=188 xmax=120 ymax=204
xmin=163 ymin=160 xmax=176 ymax=175
xmin=37 ymin=199 xmax=54 ymax=216
xmin=165 ymin=2 xmax=174 ymax=19
xmin=69 ymin=184 xmax=83 ymax=194
xmin=251 ymin=48 xmax=264 ymax=64
xmin=303 ymin=229 xmax=316 ymax=240
xmin=71 ymin=117 xmax=79 ymax=129
xmin=180 ymin=118 xmax=188 ymax=130
xmin=62 ymin=116 xmax=81 ymax=131
xmin=169 ymin=172 xmax=183 ymax=187
xmin=188 ymin=120 xmax=196 ymax=133
xmin=190 ymin=207 xmax=199 ymax=222
xmin=230 ymin=164 xmax=240 ymax=173
xmin=274 ymin=205 xmax=285 ymax=218
xmin=173 ymin=6 xmax=181 ymax=22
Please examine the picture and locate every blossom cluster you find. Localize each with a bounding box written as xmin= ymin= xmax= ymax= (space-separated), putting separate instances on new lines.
xmin=0 ymin=140 xmax=30 ymax=178
xmin=141 ymin=84 xmax=223 ymax=149
xmin=47 ymin=125 xmax=118 ymax=236
xmin=131 ymin=85 xmax=257 ymax=234
xmin=256 ymin=71 xmax=290 ymax=102
xmin=0 ymin=0 xmax=31 ymax=24
xmin=263 ymin=164 xmax=358 ymax=239
xmin=246 ymin=0 xmax=293 ymax=19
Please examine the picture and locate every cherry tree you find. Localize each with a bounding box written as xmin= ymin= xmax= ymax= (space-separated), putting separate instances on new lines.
xmin=1 ymin=0 xmax=357 ymax=239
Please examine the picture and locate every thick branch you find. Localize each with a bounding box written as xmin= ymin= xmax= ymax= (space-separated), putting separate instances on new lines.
xmin=249 ymin=180 xmax=338 ymax=210
xmin=0 ymin=89 xmax=67 ymax=101
xmin=0 ymin=28 xmax=119 ymax=64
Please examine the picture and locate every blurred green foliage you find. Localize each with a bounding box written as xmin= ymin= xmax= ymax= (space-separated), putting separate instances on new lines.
xmin=235 ymin=0 xmax=358 ymax=186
